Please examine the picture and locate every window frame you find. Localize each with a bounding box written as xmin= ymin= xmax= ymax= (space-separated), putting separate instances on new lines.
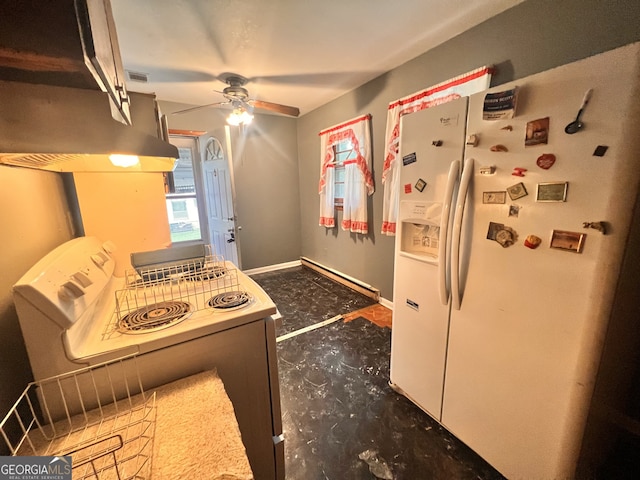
xmin=165 ymin=136 xmax=206 ymax=244
xmin=332 ymin=140 xmax=356 ymax=211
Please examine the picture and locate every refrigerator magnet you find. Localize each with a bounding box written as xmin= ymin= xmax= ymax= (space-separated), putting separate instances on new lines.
xmin=525 ymin=117 xmax=550 ymax=146
xmin=495 ymin=229 xmax=516 ymax=248
xmin=402 ymin=152 xmax=417 ymax=166
xmin=483 ymin=191 xmax=506 ymax=204
xmin=507 ymin=182 xmax=528 ymax=200
xmin=490 ymin=144 xmax=509 ymax=152
xmin=486 ymin=222 xmax=504 ymax=241
xmin=593 ymin=145 xmax=609 ymax=157
xmin=583 ymin=221 xmax=608 ymax=234
xmin=524 ymin=235 xmax=542 ymax=249
xmin=483 ymin=87 xmax=519 ymax=120
xmin=404 ymin=183 xmax=412 ymax=194
xmin=415 ymin=178 xmax=427 ymax=192
xmin=536 ymin=182 xmax=568 ymax=202
xmin=536 ymin=153 xmax=556 ymax=169
xmin=550 ymin=230 xmax=586 ymax=253
xmin=508 ymin=205 xmax=520 ymax=217
xmin=487 ymin=223 xmax=517 ymax=247
xmin=479 ymin=165 xmax=496 ymax=175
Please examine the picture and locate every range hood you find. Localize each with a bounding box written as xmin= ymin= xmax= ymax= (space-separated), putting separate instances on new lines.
xmin=0 ymin=80 xmax=178 ymax=172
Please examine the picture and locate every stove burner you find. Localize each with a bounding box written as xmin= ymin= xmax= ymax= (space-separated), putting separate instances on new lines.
xmin=207 ymin=291 xmax=252 ymax=310
xmin=118 ymin=301 xmax=192 ymax=334
xmin=185 ymin=265 xmax=228 ymax=281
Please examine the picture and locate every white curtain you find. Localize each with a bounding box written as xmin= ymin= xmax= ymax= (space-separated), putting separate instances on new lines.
xmin=318 ymin=132 xmax=336 ymax=228
xmin=381 ymin=66 xmax=493 ymax=235
xmin=319 ymin=114 xmax=373 ymax=234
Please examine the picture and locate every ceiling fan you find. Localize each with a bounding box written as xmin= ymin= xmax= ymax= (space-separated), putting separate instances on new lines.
xmin=171 ymin=73 xmax=300 ymax=119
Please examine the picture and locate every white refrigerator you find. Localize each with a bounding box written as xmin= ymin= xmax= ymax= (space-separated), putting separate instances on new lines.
xmin=390 ymin=42 xmax=640 ymax=479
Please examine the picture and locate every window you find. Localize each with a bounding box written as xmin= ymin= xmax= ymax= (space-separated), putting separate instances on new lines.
xmin=332 ymin=140 xmax=357 ymax=210
xmin=164 ymin=144 xmax=202 ymax=242
xmin=171 ymin=200 xmax=188 ymax=219
xmin=318 ymin=114 xmax=373 ymax=234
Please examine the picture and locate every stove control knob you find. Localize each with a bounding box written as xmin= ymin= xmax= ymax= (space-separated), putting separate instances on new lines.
xmin=58 ymin=280 xmax=85 ymax=300
xmin=102 ymin=241 xmax=117 ymax=255
xmin=72 ymin=271 xmax=93 ymax=288
xmin=91 ymin=252 xmax=109 ymax=268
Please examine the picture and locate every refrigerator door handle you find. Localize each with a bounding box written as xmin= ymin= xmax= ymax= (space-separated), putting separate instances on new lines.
xmin=438 ymin=160 xmax=461 ymax=306
xmin=451 ymin=157 xmax=474 ymax=310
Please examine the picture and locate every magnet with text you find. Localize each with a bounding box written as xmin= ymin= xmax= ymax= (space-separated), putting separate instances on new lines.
xmin=402 ymin=152 xmax=417 ymax=166
xmin=524 ymin=235 xmax=542 ymax=249
xmin=536 ymin=153 xmax=556 ymax=169
xmin=483 ymin=87 xmax=519 ymax=120
xmin=512 ymin=167 xmax=527 ymax=177
xmin=507 ymin=182 xmax=528 ymax=200
xmin=404 ymin=183 xmax=412 ymax=194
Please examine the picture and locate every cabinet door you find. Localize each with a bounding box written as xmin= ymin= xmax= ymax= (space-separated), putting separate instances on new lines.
xmin=76 ymin=0 xmax=131 ymax=124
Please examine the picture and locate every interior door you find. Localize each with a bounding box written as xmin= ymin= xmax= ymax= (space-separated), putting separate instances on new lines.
xmin=202 ymin=135 xmax=240 ymax=266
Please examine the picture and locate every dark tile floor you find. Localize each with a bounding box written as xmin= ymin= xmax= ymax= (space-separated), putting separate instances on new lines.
xmin=252 ymin=266 xmax=377 ymax=336
xmin=252 ymin=266 xmax=505 ymax=480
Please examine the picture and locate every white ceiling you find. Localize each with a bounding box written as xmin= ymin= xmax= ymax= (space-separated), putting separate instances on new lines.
xmin=111 ymin=0 xmax=524 ymax=117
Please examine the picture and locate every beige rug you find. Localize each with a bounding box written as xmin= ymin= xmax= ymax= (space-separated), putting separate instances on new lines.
xmin=152 ymin=370 xmax=254 ymax=480
xmin=18 ymin=371 xmax=253 ymax=480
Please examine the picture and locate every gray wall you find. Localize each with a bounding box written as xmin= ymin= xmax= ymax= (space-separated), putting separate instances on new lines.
xmin=161 ymin=101 xmax=302 ymax=270
xmin=230 ymin=115 xmax=301 ymax=269
xmin=297 ymin=0 xmax=640 ymax=300
xmin=0 ymin=167 xmax=76 ymax=451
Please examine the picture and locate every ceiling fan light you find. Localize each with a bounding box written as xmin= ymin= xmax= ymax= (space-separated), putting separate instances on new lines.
xmin=226 ymin=111 xmax=243 ymax=126
xmin=226 ymin=108 xmax=254 ymax=126
xmin=240 ymin=110 xmax=254 ymax=125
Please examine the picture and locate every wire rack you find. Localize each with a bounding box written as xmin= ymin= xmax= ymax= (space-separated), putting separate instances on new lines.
xmin=104 ymin=252 xmax=250 ymax=337
xmin=0 ymin=355 xmax=155 ymax=480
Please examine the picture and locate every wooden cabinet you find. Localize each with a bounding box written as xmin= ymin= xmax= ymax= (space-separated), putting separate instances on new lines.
xmin=0 ymin=0 xmax=131 ymax=124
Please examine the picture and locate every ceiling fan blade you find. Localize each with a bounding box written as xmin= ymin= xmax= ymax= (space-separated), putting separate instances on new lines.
xmin=248 ymin=72 xmax=374 ymax=86
xmin=249 ymin=99 xmax=300 ymax=117
xmin=125 ymin=66 xmax=218 ymax=83
xmin=171 ymin=101 xmax=231 ymax=115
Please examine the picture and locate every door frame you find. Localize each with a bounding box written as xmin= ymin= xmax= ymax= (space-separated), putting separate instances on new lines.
xmin=167 ymin=130 xmax=241 ymax=267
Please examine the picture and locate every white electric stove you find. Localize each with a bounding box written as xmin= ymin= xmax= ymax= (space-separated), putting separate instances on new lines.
xmin=12 ymin=236 xmax=284 ymax=480
xmin=13 ymin=236 xmax=275 ymax=374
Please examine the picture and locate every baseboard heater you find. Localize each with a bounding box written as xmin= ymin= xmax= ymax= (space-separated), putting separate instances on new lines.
xmin=300 ymin=257 xmax=380 ymax=301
